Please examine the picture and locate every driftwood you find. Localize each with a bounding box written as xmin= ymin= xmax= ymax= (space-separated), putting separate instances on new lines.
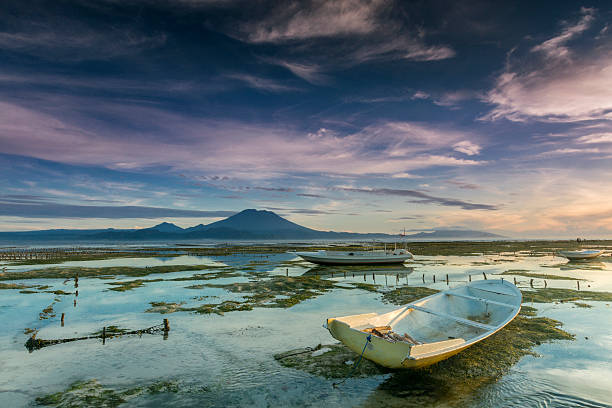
xmin=25 ymin=319 xmax=170 ymax=352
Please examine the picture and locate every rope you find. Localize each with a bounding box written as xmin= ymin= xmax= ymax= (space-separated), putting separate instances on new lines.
xmin=333 ymin=334 xmax=372 ymax=388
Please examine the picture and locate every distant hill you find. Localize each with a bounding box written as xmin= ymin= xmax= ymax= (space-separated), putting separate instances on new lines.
xmin=404 ymin=230 xmax=504 ymax=239
xmin=0 ymin=209 xmax=503 ymax=241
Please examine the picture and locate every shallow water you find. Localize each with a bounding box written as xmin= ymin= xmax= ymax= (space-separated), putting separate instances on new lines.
xmin=1 ymin=249 xmax=611 ymax=407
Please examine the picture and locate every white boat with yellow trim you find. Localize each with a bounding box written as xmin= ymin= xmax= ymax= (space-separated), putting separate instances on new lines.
xmin=295 ymin=249 xmax=413 ymax=265
xmin=325 ymin=279 xmax=521 ymax=369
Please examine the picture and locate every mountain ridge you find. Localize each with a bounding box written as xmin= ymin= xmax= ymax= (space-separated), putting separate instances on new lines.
xmin=0 ymin=209 xmax=504 ymax=241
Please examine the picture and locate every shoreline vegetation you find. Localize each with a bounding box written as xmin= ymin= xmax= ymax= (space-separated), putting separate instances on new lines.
xmin=1 ymin=239 xmax=611 ymax=267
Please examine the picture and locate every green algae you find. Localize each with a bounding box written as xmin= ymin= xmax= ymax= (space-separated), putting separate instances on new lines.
xmin=276 ymin=307 xmax=573 ymax=406
xmin=501 ymin=270 xmax=586 ymax=281
xmin=39 ymin=303 xmax=56 ymax=320
xmin=106 ymin=279 xmax=163 ymax=292
xmin=145 ymin=301 xmax=185 ymax=314
xmin=168 ymin=270 xmax=242 ymax=281
xmin=573 ymin=302 xmax=593 ymax=308
xmin=35 ymin=378 xmax=181 ymax=407
xmin=205 ymin=276 xmax=337 ymax=308
xmin=381 ymin=286 xmax=440 ymax=305
xmin=0 ymin=282 xmax=31 ymax=289
xmin=146 ymin=276 xmax=339 ymax=315
xmin=91 ymin=326 xmax=128 ymax=336
xmin=182 ymin=301 xmax=255 ymax=315
xmin=45 ymin=290 xmax=73 ymax=295
xmin=0 ymin=264 xmax=225 ymax=281
xmin=521 ymin=288 xmax=612 ymax=304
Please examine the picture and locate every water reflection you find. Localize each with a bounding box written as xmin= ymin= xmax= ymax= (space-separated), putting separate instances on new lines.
xmin=302 ymin=264 xmax=414 ymax=276
xmin=559 ymin=261 xmax=606 ymax=271
xmin=2 ymin=249 xmax=612 ymax=407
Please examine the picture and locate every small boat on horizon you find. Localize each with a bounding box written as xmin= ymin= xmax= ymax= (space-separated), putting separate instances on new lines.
xmin=294 ymin=248 xmax=413 ymax=265
xmin=558 ymin=249 xmax=605 ymax=260
xmin=325 ymin=279 xmax=521 ymax=369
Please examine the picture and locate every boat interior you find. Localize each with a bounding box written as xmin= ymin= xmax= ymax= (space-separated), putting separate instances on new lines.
xmin=339 ymin=282 xmax=521 ymax=347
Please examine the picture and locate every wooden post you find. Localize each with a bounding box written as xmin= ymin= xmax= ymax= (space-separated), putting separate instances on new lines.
xmin=422 ymin=273 xmax=425 ymax=283
xmin=75 ymin=290 xmax=78 ymax=297
xmin=577 ymin=280 xmax=580 ymax=290
xmin=75 ymin=275 xmax=78 ymax=288
xmin=469 ymin=274 xmax=471 ymax=282
xmin=483 ymin=272 xmax=487 ymax=280
xmin=446 ymin=274 xmax=449 ymax=284
xmin=102 ymin=326 xmax=106 ymax=345
xmin=433 ymin=275 xmax=436 ymax=283
xmin=61 ymin=313 xmax=65 ymax=327
xmin=286 ymin=268 xmax=288 ymax=276
xmin=513 ymin=277 xmax=517 ymax=285
xmin=530 ymin=279 xmax=534 ymax=288
xmin=73 ymin=299 xmax=77 ymax=307
xmin=163 ymin=319 xmax=170 ymax=332
xmin=544 ymin=280 xmax=547 ymax=288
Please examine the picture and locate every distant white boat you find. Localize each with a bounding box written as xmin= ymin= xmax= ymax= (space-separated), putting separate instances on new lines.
xmin=326 ymin=279 xmax=521 ymax=369
xmin=294 ymin=249 xmax=413 ymax=265
xmin=558 ymin=250 xmax=604 ymax=260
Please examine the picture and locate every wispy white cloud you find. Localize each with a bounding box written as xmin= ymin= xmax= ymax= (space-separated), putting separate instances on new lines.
xmin=453 ymin=140 xmax=481 ymax=156
xmin=531 ymin=7 xmax=595 ymax=60
xmin=235 ymin=0 xmax=454 ymax=65
xmin=242 ymin=0 xmax=385 ymax=43
xmin=264 ymin=59 xmax=330 ymax=85
xmin=577 ymin=132 xmax=612 ymax=144
xmin=225 ymin=73 xmax=300 ymax=92
xmin=0 ymin=24 xmax=166 ymax=61
xmin=482 ymin=8 xmax=612 ymax=123
xmin=0 ymin=98 xmax=485 ymax=178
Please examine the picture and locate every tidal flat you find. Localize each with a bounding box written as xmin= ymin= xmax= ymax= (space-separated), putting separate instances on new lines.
xmin=1 ymin=241 xmax=612 ymax=407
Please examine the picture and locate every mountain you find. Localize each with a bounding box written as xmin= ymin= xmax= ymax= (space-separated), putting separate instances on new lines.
xmin=199 ymin=209 xmax=314 ymax=233
xmin=146 ymin=222 xmax=184 ymax=233
xmin=0 ymin=209 xmax=503 ymax=241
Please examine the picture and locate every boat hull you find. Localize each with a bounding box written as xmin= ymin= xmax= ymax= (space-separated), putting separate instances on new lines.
xmin=558 ymin=250 xmax=604 ymax=260
xmin=295 ymin=251 xmax=412 ymax=265
xmin=326 ymin=280 xmax=521 ymax=369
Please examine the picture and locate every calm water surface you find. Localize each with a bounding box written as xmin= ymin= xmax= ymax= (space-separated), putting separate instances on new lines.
xmin=1 ymin=251 xmax=611 ymax=407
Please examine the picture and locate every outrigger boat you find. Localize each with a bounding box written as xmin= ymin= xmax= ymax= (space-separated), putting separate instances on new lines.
xmin=558 ymin=249 xmax=604 ymax=260
xmin=325 ymin=279 xmax=521 ymax=369
xmin=295 ymin=247 xmax=412 ymax=266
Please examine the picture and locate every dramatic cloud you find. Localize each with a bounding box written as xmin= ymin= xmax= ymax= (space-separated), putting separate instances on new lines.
xmin=483 ymin=8 xmax=612 ymax=122
xmin=531 ymin=7 xmax=595 ymax=60
xmin=338 ymin=187 xmax=497 ymax=210
xmin=243 ymin=0 xmax=383 ymax=43
xmin=236 ymin=0 xmax=454 ymax=65
xmin=0 ymin=3 xmax=166 ymax=61
xmin=0 ymin=202 xmax=235 ymax=219
xmin=0 ymin=99 xmax=485 ymax=178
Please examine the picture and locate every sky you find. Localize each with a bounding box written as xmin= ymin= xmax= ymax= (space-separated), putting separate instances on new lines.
xmin=1 ymin=0 xmax=611 ymax=238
